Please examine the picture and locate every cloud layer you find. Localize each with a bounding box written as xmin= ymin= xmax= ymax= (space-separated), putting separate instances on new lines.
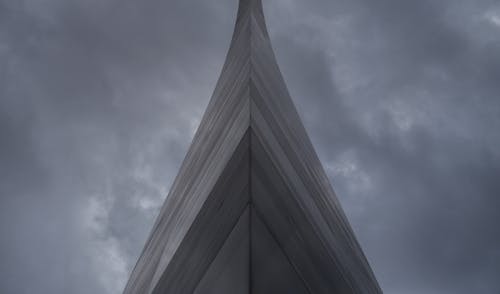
xmin=1 ymin=0 xmax=499 ymax=293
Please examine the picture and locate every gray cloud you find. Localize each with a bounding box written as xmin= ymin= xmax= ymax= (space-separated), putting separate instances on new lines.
xmin=1 ymin=0 xmax=499 ymax=293
xmin=265 ymin=0 xmax=500 ymax=293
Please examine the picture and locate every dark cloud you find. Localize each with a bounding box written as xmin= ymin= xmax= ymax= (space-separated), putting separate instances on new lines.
xmin=1 ymin=0 xmax=499 ymax=293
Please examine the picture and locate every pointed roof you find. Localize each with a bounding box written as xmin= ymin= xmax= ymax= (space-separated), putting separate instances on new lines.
xmin=123 ymin=1 xmax=382 ymax=293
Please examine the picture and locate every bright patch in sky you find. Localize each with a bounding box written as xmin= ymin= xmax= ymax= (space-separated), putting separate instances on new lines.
xmin=485 ymin=10 xmax=500 ymax=27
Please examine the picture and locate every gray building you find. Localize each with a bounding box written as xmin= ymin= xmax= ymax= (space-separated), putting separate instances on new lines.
xmin=123 ymin=0 xmax=382 ymax=293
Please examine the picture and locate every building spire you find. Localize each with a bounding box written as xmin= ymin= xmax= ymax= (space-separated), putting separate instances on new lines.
xmin=123 ymin=1 xmax=383 ymax=293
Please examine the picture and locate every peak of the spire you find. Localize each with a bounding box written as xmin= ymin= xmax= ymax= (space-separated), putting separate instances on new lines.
xmin=228 ymin=0 xmax=270 ymax=56
xmin=234 ymin=0 xmax=267 ymax=34
xmin=237 ymin=0 xmax=263 ymax=12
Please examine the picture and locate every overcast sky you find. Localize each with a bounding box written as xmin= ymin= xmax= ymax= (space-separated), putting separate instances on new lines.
xmin=1 ymin=0 xmax=500 ymax=293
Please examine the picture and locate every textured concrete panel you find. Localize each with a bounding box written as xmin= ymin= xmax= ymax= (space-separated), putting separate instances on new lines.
xmin=251 ymin=129 xmax=358 ymax=293
xmin=151 ymin=132 xmax=250 ymax=294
